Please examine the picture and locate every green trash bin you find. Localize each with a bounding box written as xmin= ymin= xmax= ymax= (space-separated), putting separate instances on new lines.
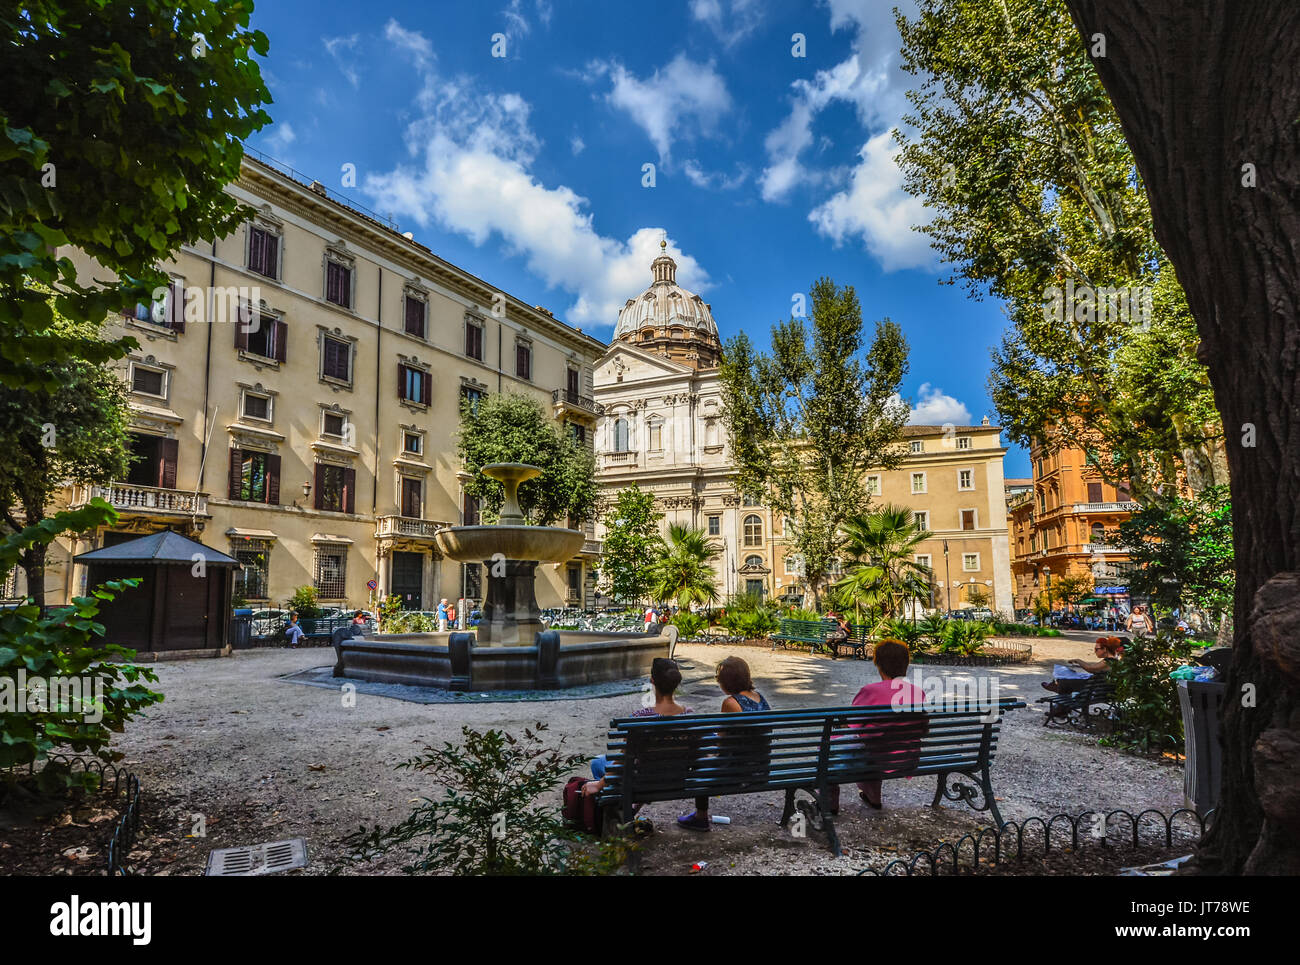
xmin=1177 ymin=679 xmax=1227 ymax=816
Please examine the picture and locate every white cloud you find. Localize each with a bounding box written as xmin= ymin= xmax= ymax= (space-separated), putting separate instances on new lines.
xmin=758 ymin=0 xmax=935 ymax=271
xmin=690 ymin=0 xmax=763 ymax=47
xmin=907 ymin=383 xmax=972 ymax=426
xmin=808 ymin=130 xmax=933 ymax=271
xmin=363 ymin=23 xmax=712 ymax=329
xmin=570 ymin=135 xmax=586 ymax=156
xmin=262 ymin=122 xmax=297 ymax=156
xmin=683 ymin=159 xmax=748 ymax=191
xmin=384 ymin=19 xmax=434 ymax=71
xmin=588 ymin=54 xmax=732 ymax=163
xmin=322 ymin=34 xmax=361 ymax=88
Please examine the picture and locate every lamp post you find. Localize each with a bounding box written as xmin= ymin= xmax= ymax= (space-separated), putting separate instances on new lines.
xmin=942 ymin=539 xmax=951 ymax=614
xmin=1043 ymin=565 xmax=1052 ymax=624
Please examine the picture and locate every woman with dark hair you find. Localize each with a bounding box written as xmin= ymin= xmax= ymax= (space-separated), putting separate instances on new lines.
xmin=677 ymin=656 xmax=771 ymax=831
xmin=584 ymin=658 xmax=691 ymax=796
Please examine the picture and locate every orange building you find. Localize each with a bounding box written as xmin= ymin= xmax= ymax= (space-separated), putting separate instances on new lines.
xmin=1007 ymin=439 xmax=1138 ymax=612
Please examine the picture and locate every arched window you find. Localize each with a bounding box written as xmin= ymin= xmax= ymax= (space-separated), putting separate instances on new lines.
xmin=744 ymin=554 xmax=763 ymax=568
xmin=612 ymin=418 xmax=630 ymax=452
xmin=743 ymin=514 xmax=763 ymax=547
xmin=1090 ymin=522 xmax=1106 ymax=543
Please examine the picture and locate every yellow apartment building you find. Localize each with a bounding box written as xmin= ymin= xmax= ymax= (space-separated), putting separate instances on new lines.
xmin=40 ymin=155 xmax=606 ymax=612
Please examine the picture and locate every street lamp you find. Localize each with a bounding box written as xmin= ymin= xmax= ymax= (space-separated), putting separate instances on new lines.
xmin=1043 ymin=565 xmax=1052 ymax=622
xmin=942 ymin=539 xmax=951 ymax=614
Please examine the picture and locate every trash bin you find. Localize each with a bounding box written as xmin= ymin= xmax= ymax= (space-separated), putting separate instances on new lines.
xmin=229 ymin=611 xmax=253 ymax=650
xmin=1178 ymin=678 xmax=1227 ymax=816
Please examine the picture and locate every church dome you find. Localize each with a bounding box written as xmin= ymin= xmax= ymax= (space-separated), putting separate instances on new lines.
xmin=613 ymin=243 xmax=719 ymax=343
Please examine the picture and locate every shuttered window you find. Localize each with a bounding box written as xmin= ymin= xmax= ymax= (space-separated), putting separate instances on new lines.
xmin=325 ymin=260 xmax=351 ymax=307
xmin=404 ymin=295 xmax=426 ymax=338
xmin=248 ymin=227 xmax=278 ymax=278
xmin=465 ymin=321 xmax=483 ymax=360
xmin=399 ymin=364 xmax=432 ymax=405
xmin=322 ymin=336 xmax=351 ymax=381
xmin=314 ymin=463 xmax=355 ymax=514
xmin=228 ymin=449 xmax=281 ymax=505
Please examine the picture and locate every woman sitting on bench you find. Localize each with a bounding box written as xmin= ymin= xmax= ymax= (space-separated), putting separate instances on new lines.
xmin=1041 ymin=636 xmax=1126 ymax=694
xmin=678 ymin=656 xmax=771 ymax=832
xmin=584 ymin=658 xmax=692 ymax=796
xmin=830 ymin=639 xmax=928 ymax=812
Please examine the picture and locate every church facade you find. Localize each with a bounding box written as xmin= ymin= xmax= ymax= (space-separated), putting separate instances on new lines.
xmin=593 ymin=247 xmax=1014 ymax=613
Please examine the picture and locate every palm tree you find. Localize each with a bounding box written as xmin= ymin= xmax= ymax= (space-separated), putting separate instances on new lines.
xmin=835 ymin=504 xmax=934 ymax=620
xmin=647 ymin=523 xmax=720 ymax=609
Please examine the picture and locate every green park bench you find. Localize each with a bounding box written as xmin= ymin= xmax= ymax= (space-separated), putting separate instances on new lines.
xmin=770 ymin=617 xmax=873 ymax=660
xmin=592 ymin=698 xmax=1026 ymax=855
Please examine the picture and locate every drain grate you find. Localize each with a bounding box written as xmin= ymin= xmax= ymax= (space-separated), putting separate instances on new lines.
xmin=206 ymin=838 xmax=309 ymax=876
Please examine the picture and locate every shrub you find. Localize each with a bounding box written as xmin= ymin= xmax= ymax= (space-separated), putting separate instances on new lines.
xmin=723 ymin=591 xmax=766 ymax=613
xmin=786 ymin=607 xmax=822 ymax=622
xmin=877 ymin=617 xmax=921 ymax=646
xmin=381 ymin=611 xmax=436 ymax=634
xmin=340 ymin=724 xmax=627 ymax=875
xmin=915 ymin=614 xmax=947 ymax=651
xmin=1103 ymin=632 xmax=1197 ymax=754
xmin=938 ymin=619 xmax=990 ymax=656
xmin=722 ymin=609 xmax=776 ymax=639
xmin=286 ymin=585 xmax=321 ymax=619
xmin=670 ymin=611 xmax=707 ymax=637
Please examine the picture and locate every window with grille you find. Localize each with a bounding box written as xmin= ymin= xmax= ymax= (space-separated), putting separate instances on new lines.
xmin=465 ymin=320 xmax=483 ymax=360
xmin=313 ymin=545 xmax=347 ymax=599
xmin=323 ymin=413 xmax=346 ymax=437
xmin=322 ymin=336 xmax=351 ymax=381
xmin=325 ymin=260 xmax=351 ymax=307
xmin=707 ymin=515 xmax=720 ymax=536
xmin=743 ymin=514 xmax=763 ymax=547
xmin=404 ymin=294 xmax=427 ymax=338
xmin=234 ymin=541 xmax=271 ymax=600
xmin=131 ymin=365 xmax=165 ymax=397
xmin=243 ymin=393 xmax=271 ymax=421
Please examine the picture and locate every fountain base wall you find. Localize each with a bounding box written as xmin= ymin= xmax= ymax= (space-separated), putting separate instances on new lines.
xmin=334 ymin=629 xmax=672 ymax=691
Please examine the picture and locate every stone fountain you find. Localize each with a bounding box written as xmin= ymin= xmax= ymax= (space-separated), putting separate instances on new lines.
xmin=333 ymin=463 xmax=672 ymax=691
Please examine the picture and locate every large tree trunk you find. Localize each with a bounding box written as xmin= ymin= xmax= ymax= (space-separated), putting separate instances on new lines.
xmin=21 ymin=541 xmax=47 ymax=610
xmin=1062 ymin=1 xmax=1300 ymax=873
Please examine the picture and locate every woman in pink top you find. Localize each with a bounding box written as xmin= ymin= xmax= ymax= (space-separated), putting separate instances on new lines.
xmin=831 ymin=639 xmax=929 ymax=811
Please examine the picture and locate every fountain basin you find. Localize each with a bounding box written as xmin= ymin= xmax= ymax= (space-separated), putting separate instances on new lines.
xmin=434 ymin=524 xmax=585 ymax=564
xmin=333 ymin=628 xmax=674 ymax=691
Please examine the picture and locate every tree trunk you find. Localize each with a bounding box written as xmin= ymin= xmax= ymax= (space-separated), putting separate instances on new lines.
xmin=21 ymin=541 xmax=47 ymax=610
xmin=1062 ymin=0 xmax=1300 ymax=873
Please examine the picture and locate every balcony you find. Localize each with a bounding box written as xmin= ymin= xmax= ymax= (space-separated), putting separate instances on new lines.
xmin=580 ymin=538 xmax=603 ymax=557
xmin=72 ymin=482 xmax=209 ymax=518
xmin=1072 ymin=501 xmax=1139 ymax=513
xmin=552 ymin=388 xmax=603 ymax=420
xmin=602 ymin=451 xmax=637 ymax=469
xmin=374 ymin=515 xmax=449 ymax=540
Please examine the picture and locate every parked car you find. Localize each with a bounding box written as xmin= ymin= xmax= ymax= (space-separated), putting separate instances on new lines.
xmin=250 ymin=608 xmax=290 ymax=637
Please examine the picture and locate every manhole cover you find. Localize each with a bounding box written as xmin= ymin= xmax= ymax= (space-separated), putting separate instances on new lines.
xmin=206 ymin=838 xmax=309 ymax=876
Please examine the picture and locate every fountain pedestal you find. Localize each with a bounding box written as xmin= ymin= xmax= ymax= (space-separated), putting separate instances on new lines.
xmin=478 ymin=558 xmax=544 ymax=646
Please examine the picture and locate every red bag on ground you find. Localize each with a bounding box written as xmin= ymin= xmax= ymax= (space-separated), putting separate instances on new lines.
xmin=562 ymin=776 xmax=600 ymax=834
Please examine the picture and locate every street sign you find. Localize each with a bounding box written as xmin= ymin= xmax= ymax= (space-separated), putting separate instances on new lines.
xmin=367 ymin=579 xmax=378 ymax=591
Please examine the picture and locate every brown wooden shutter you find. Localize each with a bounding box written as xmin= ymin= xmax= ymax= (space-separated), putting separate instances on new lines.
xmin=159 ymin=438 xmax=179 ymax=490
xmin=235 ymin=310 xmax=249 ymax=350
xmin=266 ymin=453 xmax=281 ymax=505
xmin=168 ymin=280 xmax=185 ymax=332
xmin=228 ymin=448 xmax=243 ymax=499
xmin=266 ymin=234 xmax=278 ymax=278
xmin=421 ymin=371 xmax=432 ymax=404
xmin=249 ymin=227 xmax=264 ymax=273
xmin=274 ymin=319 xmax=288 ymax=362
xmin=313 ymin=463 xmax=325 ymax=511
xmin=343 ymin=467 xmax=356 ymax=514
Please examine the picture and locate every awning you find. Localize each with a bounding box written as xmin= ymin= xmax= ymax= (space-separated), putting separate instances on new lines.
xmin=74 ymin=530 xmax=240 ymax=567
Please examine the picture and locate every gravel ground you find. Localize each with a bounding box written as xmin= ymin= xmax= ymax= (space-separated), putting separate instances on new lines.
xmin=106 ymin=635 xmax=1186 ymax=876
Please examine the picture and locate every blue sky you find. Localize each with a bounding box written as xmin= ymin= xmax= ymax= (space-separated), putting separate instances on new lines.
xmin=246 ymin=0 xmax=1028 ymax=477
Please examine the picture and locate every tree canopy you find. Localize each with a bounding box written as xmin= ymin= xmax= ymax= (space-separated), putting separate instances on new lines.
xmin=719 ymin=278 xmax=909 ymax=605
xmin=894 ymin=0 xmax=1224 ymax=506
xmin=597 ymin=484 xmax=663 ymax=607
xmin=457 ymin=393 xmax=597 ymax=526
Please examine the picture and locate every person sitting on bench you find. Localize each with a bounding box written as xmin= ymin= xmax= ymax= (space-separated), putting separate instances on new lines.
xmin=1041 ymin=637 xmax=1126 ymax=694
xmin=584 ymin=658 xmax=692 ymax=797
xmin=830 ymin=639 xmax=928 ymax=812
xmin=678 ymin=656 xmax=771 ymax=832
xmin=825 ymin=611 xmax=850 ymax=649
xmin=284 ymin=611 xmax=305 ymax=647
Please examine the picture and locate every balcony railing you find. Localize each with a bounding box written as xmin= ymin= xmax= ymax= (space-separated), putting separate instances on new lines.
xmin=1072 ymin=501 xmax=1139 ymax=513
xmin=552 ymin=388 xmax=603 ymax=415
xmin=581 ymin=538 xmax=603 ymax=556
xmin=73 ymin=482 xmax=208 ymax=516
xmin=374 ymin=515 xmax=448 ymax=539
xmin=602 ymin=451 xmax=636 ymax=468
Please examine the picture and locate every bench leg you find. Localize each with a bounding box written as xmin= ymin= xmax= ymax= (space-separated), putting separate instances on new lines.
xmin=981 ymin=766 xmax=1004 ymax=828
xmin=779 ymin=788 xmax=797 ymax=828
xmin=932 ymin=769 xmax=1004 ymax=828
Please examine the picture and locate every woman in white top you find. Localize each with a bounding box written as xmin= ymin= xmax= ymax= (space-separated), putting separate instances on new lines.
xmin=1126 ymin=605 xmax=1151 ymax=637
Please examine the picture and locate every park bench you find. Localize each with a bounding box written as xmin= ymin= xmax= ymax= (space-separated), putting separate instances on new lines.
xmin=770 ymin=618 xmax=872 ymax=659
xmin=593 ymin=697 xmax=1025 ymax=855
xmin=1037 ymin=679 xmax=1116 ymax=728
